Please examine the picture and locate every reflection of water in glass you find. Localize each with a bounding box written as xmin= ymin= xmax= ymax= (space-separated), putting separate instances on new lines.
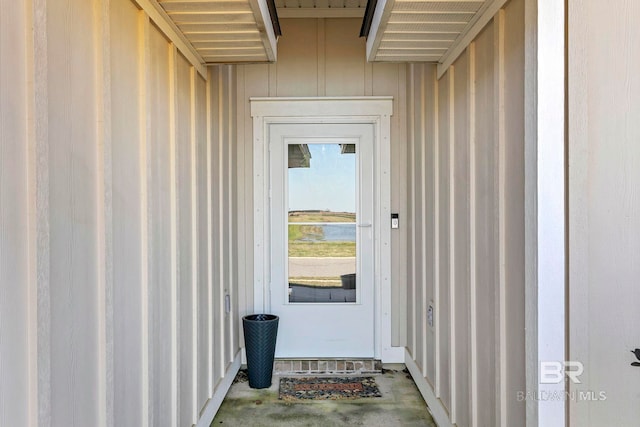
xmin=321 ymin=224 xmax=356 ymax=242
xmin=287 ymin=143 xmax=357 ymax=303
xmin=294 ymin=223 xmax=356 ymax=242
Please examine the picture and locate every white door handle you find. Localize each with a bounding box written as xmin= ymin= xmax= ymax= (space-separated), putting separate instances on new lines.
xmin=357 ymin=223 xmax=372 ymax=228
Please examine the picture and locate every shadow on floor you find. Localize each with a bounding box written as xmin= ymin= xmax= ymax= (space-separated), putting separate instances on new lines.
xmin=212 ymin=364 xmax=437 ymax=427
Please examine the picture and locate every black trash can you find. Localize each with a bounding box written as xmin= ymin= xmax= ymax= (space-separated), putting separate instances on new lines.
xmin=242 ymin=314 xmax=279 ymax=389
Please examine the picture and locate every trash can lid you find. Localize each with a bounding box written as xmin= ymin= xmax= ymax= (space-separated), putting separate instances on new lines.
xmin=243 ymin=314 xmax=278 ymax=322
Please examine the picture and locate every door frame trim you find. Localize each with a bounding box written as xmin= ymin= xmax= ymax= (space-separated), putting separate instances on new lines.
xmin=250 ymin=97 xmax=398 ymax=361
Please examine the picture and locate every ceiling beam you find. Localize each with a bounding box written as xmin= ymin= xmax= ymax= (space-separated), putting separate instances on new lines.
xmin=365 ymin=0 xmax=396 ymax=62
xmin=248 ymin=0 xmax=279 ymax=61
xmin=276 ymin=7 xmax=365 ymax=18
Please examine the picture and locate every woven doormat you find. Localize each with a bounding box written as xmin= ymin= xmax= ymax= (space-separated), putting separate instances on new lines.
xmin=279 ymin=376 xmax=382 ymax=401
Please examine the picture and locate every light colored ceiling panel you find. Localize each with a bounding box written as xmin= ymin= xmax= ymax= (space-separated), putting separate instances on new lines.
xmin=297 ymin=0 xmax=318 ymax=7
xmin=385 ymin=22 xmax=469 ymax=32
xmin=388 ymin=12 xmax=477 ymax=23
xmin=159 ymin=0 xmax=279 ymax=64
xmin=160 ymin=1 xmax=254 ymax=12
xmin=178 ymin=22 xmax=262 ymax=33
xmin=364 ymin=0 xmax=499 ymax=63
xmin=275 ymin=0 xmax=367 ymax=18
xmin=155 ymin=0 xmax=501 ymax=66
xmin=375 ymin=55 xmax=442 ymax=61
xmin=276 ymin=0 xmax=367 ymax=6
xmin=192 ymin=40 xmax=265 ymax=48
xmin=379 ymin=40 xmax=453 ymax=49
xmin=393 ymin=1 xmax=484 ymax=12
xmin=344 ymin=0 xmax=365 ymax=7
xmin=170 ymin=13 xmax=258 ymax=24
xmin=378 ymin=48 xmax=448 ymax=55
xmin=188 ymin=32 xmax=263 ymax=42
xmin=382 ymin=32 xmax=458 ymax=41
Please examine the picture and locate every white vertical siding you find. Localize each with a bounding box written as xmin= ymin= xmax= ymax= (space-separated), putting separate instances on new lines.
xmin=452 ymin=48 xmax=471 ymax=427
xmin=110 ymin=0 xmax=145 ymax=424
xmin=0 ymin=2 xmax=32 ymax=427
xmin=473 ymin=21 xmax=498 ymax=427
xmin=227 ymin=68 xmax=240 ymax=362
xmin=0 ymin=1 xmax=239 ymax=426
xmin=405 ymin=0 xmax=526 ymax=425
xmin=47 ymin=0 xmax=101 ymax=423
xmin=406 ymin=63 xmax=438 ymax=381
xmin=437 ymin=69 xmax=452 ymax=411
xmin=208 ymin=64 xmax=239 ymax=387
xmin=195 ymin=73 xmax=210 ymax=413
xmin=424 ymin=65 xmax=438 ymax=383
xmin=209 ymin=66 xmax=225 ymax=384
xmin=502 ymin=1 xmax=526 ymax=423
xmin=147 ymin=21 xmax=174 ymax=426
xmin=176 ymin=51 xmax=195 ymax=427
xmin=236 ymin=63 xmax=268 ymax=319
xmin=569 ymin=0 xmax=640 ymax=426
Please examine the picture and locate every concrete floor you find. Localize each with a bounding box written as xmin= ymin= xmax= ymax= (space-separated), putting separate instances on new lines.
xmin=212 ymin=364 xmax=437 ymax=426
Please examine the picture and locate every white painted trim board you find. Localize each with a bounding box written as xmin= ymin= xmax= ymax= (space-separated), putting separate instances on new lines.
xmin=195 ymin=351 xmax=242 ymax=427
xmin=405 ymin=349 xmax=455 ymax=427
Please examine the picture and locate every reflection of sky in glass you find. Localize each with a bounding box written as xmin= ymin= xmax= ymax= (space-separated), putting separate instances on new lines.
xmin=288 ymin=144 xmax=356 ymax=213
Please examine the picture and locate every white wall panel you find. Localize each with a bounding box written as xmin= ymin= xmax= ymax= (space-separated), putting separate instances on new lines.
xmin=196 ymin=74 xmax=211 ymax=411
xmin=473 ymin=22 xmax=498 ymax=427
xmin=208 ymin=64 xmax=240 ymax=382
xmin=275 ymin=19 xmax=319 ymax=96
xmin=437 ymin=70 xmax=452 ymax=412
xmin=220 ymin=67 xmax=233 ymax=367
xmin=176 ymin=52 xmax=195 ymax=427
xmin=503 ymin=0 xmax=526 ymax=424
xmin=405 ymin=1 xmax=526 ymax=425
xmin=325 ymin=18 xmax=366 ymax=96
xmin=236 ymin=64 xmax=268 ymax=330
xmin=0 ymin=2 xmax=31 ymax=427
xmin=147 ymin=22 xmax=175 ymax=426
xmin=410 ymin=65 xmax=426 ymax=372
xmin=209 ymin=66 xmax=224 ymax=384
xmin=227 ymin=67 xmax=240 ymax=361
xmin=423 ymin=64 xmax=437 ymax=385
xmin=0 ymin=1 xmax=239 ymax=426
xmin=110 ymin=0 xmax=145 ymax=425
xmin=569 ymin=1 xmax=640 ymax=426
xmin=452 ymin=50 xmax=471 ymax=427
xmin=405 ymin=65 xmax=417 ymax=361
xmin=47 ymin=0 xmax=101 ymax=423
xmin=406 ymin=63 xmax=439 ymax=384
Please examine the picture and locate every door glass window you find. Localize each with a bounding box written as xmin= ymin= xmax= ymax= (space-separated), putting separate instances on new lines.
xmin=287 ymin=143 xmax=357 ymax=303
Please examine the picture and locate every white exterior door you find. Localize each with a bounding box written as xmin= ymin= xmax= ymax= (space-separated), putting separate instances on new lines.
xmin=268 ymin=123 xmax=375 ymax=358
